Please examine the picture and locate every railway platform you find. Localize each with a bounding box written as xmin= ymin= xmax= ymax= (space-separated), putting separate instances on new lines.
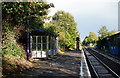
xmin=3 ymin=50 xmax=82 ymax=78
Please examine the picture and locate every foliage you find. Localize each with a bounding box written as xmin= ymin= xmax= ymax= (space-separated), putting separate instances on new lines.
xmin=43 ymin=23 xmax=56 ymax=35
xmin=93 ymin=26 xmax=117 ymax=50
xmin=2 ymin=1 xmax=59 ymax=73
xmin=50 ymin=11 xmax=79 ymax=50
xmin=83 ymin=25 xmax=117 ymax=47
xmin=82 ymin=32 xmax=98 ymax=46
xmin=98 ymin=26 xmax=108 ymax=39
xmin=88 ymin=32 xmax=98 ymax=43
xmin=2 ymin=2 xmax=54 ymax=58
xmin=2 ymin=2 xmax=54 ymax=30
xmin=107 ymin=30 xmax=117 ymax=36
xmin=82 ymin=36 xmax=89 ymax=45
xmin=98 ymin=26 xmax=117 ymax=39
xmin=1 ymin=27 xmax=23 ymax=58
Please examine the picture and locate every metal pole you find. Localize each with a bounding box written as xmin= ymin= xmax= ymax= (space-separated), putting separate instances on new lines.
xmin=27 ymin=19 xmax=30 ymax=60
xmin=56 ymin=36 xmax=58 ymax=53
xmin=55 ymin=14 xmax=59 ymax=52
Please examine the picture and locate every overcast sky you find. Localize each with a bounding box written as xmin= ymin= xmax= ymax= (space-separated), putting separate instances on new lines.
xmin=47 ymin=0 xmax=119 ymax=41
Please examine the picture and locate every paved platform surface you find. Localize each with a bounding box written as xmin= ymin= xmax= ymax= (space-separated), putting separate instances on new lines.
xmin=4 ymin=51 xmax=81 ymax=78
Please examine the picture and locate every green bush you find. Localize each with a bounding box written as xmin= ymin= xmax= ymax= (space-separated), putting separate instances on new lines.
xmin=1 ymin=27 xmax=24 ymax=58
xmin=1 ymin=45 xmax=23 ymax=58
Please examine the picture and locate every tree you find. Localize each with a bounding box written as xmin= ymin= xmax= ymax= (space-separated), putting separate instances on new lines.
xmin=108 ymin=30 xmax=117 ymax=36
xmin=2 ymin=2 xmax=54 ymax=57
xmin=88 ymin=32 xmax=98 ymax=42
xmin=82 ymin=32 xmax=98 ymax=46
xmin=2 ymin=2 xmax=54 ymax=30
xmin=98 ymin=26 xmax=108 ymax=39
xmin=2 ymin=2 xmax=54 ymax=41
xmin=50 ymin=11 xmax=79 ymax=50
xmin=82 ymin=36 xmax=89 ymax=45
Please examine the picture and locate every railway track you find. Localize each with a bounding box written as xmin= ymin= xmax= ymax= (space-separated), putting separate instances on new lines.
xmin=83 ymin=47 xmax=120 ymax=78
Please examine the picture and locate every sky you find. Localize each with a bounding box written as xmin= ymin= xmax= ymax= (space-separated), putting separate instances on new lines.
xmin=47 ymin=0 xmax=119 ymax=41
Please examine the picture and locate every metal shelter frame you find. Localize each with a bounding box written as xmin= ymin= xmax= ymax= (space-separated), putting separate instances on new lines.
xmin=29 ymin=30 xmax=57 ymax=59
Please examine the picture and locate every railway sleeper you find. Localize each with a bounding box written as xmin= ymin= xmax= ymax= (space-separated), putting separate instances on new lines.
xmin=99 ymin=74 xmax=114 ymax=78
xmin=83 ymin=48 xmax=115 ymax=78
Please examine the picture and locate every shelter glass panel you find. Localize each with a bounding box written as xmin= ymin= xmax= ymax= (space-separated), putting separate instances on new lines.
xmin=38 ymin=36 xmax=41 ymax=44
xmin=43 ymin=36 xmax=47 ymax=43
xmin=32 ymin=44 xmax=36 ymax=51
xmin=37 ymin=44 xmax=41 ymax=50
xmin=32 ymin=36 xmax=36 ymax=43
xmin=43 ymin=44 xmax=47 ymax=51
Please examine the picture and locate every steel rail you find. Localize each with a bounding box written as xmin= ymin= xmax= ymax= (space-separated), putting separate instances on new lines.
xmin=84 ymin=47 xmax=120 ymax=78
xmin=83 ymin=48 xmax=99 ymax=78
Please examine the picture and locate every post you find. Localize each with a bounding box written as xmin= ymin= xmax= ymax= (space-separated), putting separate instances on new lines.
xmin=56 ymin=13 xmax=70 ymax=51
xmin=55 ymin=14 xmax=59 ymax=53
xmin=56 ymin=36 xmax=58 ymax=53
xmin=26 ymin=19 xmax=30 ymax=60
xmin=46 ymin=36 xmax=49 ymax=57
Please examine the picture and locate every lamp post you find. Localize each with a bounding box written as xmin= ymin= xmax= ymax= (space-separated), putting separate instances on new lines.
xmin=56 ymin=14 xmax=63 ymax=50
xmin=26 ymin=13 xmax=30 ymax=60
xmin=56 ymin=13 xmax=70 ymax=51
xmin=55 ymin=14 xmax=59 ymax=52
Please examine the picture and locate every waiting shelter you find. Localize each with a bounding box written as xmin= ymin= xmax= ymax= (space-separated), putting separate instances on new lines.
xmin=30 ymin=30 xmax=57 ymax=58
